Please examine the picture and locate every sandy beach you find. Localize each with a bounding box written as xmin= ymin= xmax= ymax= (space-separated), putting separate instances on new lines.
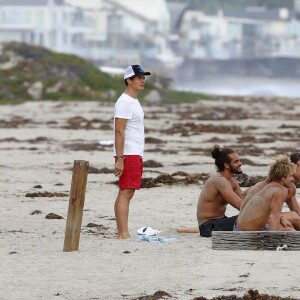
xmin=1 ymin=97 xmax=300 ymax=300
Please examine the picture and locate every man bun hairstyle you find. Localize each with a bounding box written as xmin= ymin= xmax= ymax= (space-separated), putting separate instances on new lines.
xmin=211 ymin=144 xmax=222 ymax=159
xmin=268 ymin=155 xmax=295 ymax=182
xmin=211 ymin=144 xmax=235 ymax=172
xmin=290 ymin=152 xmax=300 ymax=164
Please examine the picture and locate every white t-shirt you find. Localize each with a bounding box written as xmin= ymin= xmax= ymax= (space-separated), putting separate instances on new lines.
xmin=113 ymin=93 xmax=144 ymax=156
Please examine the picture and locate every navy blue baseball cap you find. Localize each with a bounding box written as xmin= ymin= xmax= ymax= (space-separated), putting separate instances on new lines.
xmin=124 ymin=65 xmax=151 ymax=79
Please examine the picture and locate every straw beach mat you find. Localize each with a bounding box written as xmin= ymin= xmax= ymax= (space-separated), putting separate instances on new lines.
xmin=212 ymin=231 xmax=300 ymax=251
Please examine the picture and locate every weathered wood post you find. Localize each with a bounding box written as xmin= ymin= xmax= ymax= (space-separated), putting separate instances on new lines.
xmin=211 ymin=231 xmax=300 ymax=251
xmin=63 ymin=160 xmax=89 ymax=252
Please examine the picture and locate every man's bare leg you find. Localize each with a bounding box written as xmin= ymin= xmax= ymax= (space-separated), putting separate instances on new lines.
xmin=282 ymin=211 xmax=300 ymax=230
xmin=114 ymin=188 xmax=135 ymax=239
xmin=176 ymin=227 xmax=199 ymax=233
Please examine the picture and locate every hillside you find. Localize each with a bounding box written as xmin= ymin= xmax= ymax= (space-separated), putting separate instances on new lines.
xmin=0 ymin=42 xmax=124 ymax=101
xmin=0 ymin=42 xmax=211 ymax=103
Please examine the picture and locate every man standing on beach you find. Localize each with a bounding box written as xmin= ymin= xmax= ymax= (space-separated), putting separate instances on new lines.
xmin=235 ymin=155 xmax=295 ymax=231
xmin=113 ymin=65 xmax=151 ymax=239
xmin=177 ymin=145 xmax=243 ymax=236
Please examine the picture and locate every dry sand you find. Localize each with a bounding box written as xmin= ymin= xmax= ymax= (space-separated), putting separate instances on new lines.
xmin=1 ymin=97 xmax=300 ymax=300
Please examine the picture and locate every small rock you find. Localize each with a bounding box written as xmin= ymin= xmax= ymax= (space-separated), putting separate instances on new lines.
xmin=86 ymin=223 xmax=109 ymax=230
xmin=88 ymin=166 xmax=113 ymax=174
xmin=143 ymin=160 xmax=163 ymax=168
xmin=45 ymin=213 xmax=63 ymax=219
xmin=33 ymin=185 xmax=42 ymax=189
xmin=25 ymin=191 xmax=68 ymax=197
xmin=145 ymin=137 xmax=166 ymax=144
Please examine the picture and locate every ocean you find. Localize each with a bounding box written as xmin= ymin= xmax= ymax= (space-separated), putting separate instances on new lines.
xmin=176 ymin=77 xmax=300 ymax=98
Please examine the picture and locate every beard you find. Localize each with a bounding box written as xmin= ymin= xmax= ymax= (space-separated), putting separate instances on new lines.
xmin=230 ymin=165 xmax=242 ymax=174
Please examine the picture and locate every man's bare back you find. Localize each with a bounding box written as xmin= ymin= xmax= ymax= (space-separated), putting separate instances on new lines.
xmin=237 ymin=183 xmax=288 ymax=230
xmin=236 ymin=155 xmax=295 ymax=231
xmin=242 ymin=179 xmax=300 ymax=230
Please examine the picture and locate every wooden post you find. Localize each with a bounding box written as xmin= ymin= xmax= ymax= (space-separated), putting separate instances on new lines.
xmin=63 ymin=160 xmax=89 ymax=252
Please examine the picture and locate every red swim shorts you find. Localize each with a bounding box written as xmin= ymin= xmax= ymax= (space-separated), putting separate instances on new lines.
xmin=116 ymin=155 xmax=143 ymax=190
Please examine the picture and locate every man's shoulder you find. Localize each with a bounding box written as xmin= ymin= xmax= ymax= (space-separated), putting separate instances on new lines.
xmin=250 ymin=180 xmax=267 ymax=191
xmin=116 ymin=93 xmax=130 ymax=103
xmin=115 ymin=94 xmax=134 ymax=109
xmin=209 ymin=174 xmax=231 ymax=188
xmin=266 ymin=184 xmax=288 ymax=198
xmin=116 ymin=93 xmax=140 ymax=106
xmin=206 ymin=173 xmax=221 ymax=182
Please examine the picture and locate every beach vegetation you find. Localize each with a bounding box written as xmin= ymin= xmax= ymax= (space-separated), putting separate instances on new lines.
xmin=0 ymin=42 xmax=214 ymax=104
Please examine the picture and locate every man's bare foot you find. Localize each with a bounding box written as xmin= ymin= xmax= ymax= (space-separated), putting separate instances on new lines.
xmin=176 ymin=227 xmax=199 ymax=233
xmin=117 ymin=233 xmax=131 ymax=239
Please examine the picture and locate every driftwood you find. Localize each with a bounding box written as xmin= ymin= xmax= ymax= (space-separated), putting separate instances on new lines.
xmin=211 ymin=231 xmax=300 ymax=251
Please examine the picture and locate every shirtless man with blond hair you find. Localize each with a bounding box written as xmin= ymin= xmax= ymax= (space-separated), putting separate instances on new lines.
xmin=239 ymin=152 xmax=300 ymax=230
xmin=235 ymin=155 xmax=296 ymax=231
xmin=178 ymin=145 xmax=243 ymax=237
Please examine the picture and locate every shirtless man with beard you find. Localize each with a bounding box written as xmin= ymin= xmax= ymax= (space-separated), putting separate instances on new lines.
xmin=178 ymin=145 xmax=243 ymax=237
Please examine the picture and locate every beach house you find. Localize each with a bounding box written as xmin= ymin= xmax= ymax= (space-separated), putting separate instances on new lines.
xmin=0 ymin=0 xmax=94 ymax=56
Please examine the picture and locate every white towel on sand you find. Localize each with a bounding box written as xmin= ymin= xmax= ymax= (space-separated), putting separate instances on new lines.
xmin=137 ymin=227 xmax=161 ymax=236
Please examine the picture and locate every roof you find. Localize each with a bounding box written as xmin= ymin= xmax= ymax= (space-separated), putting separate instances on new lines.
xmin=223 ymin=8 xmax=294 ymax=21
xmin=0 ymin=0 xmax=63 ymax=6
xmin=167 ymin=1 xmax=189 ymax=32
xmin=65 ymin=0 xmax=169 ymax=23
xmin=107 ymin=0 xmax=169 ymax=23
xmin=65 ymin=0 xmax=101 ymax=9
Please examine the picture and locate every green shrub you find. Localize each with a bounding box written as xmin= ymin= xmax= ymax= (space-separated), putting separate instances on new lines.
xmin=0 ymin=42 xmax=215 ymax=104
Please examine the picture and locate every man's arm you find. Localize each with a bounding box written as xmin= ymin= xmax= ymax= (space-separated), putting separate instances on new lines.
xmin=114 ymin=118 xmax=127 ymax=176
xmin=216 ymin=177 xmax=242 ymax=210
xmin=269 ymin=188 xmax=288 ymax=230
xmin=285 ymin=185 xmax=300 ymax=215
xmin=232 ymin=178 xmax=244 ymax=199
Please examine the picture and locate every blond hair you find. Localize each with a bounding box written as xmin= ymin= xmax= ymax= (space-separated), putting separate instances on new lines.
xmin=268 ymin=155 xmax=295 ymax=182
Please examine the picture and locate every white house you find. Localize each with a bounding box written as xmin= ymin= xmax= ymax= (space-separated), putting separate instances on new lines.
xmin=0 ymin=0 xmax=176 ymax=67
xmin=0 ymin=0 xmax=94 ymax=57
xmin=1 ymin=0 xmax=300 ymax=66
xmin=176 ymin=6 xmax=300 ymax=60
xmin=66 ymin=0 xmax=179 ymax=68
xmin=177 ymin=10 xmax=230 ymax=59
